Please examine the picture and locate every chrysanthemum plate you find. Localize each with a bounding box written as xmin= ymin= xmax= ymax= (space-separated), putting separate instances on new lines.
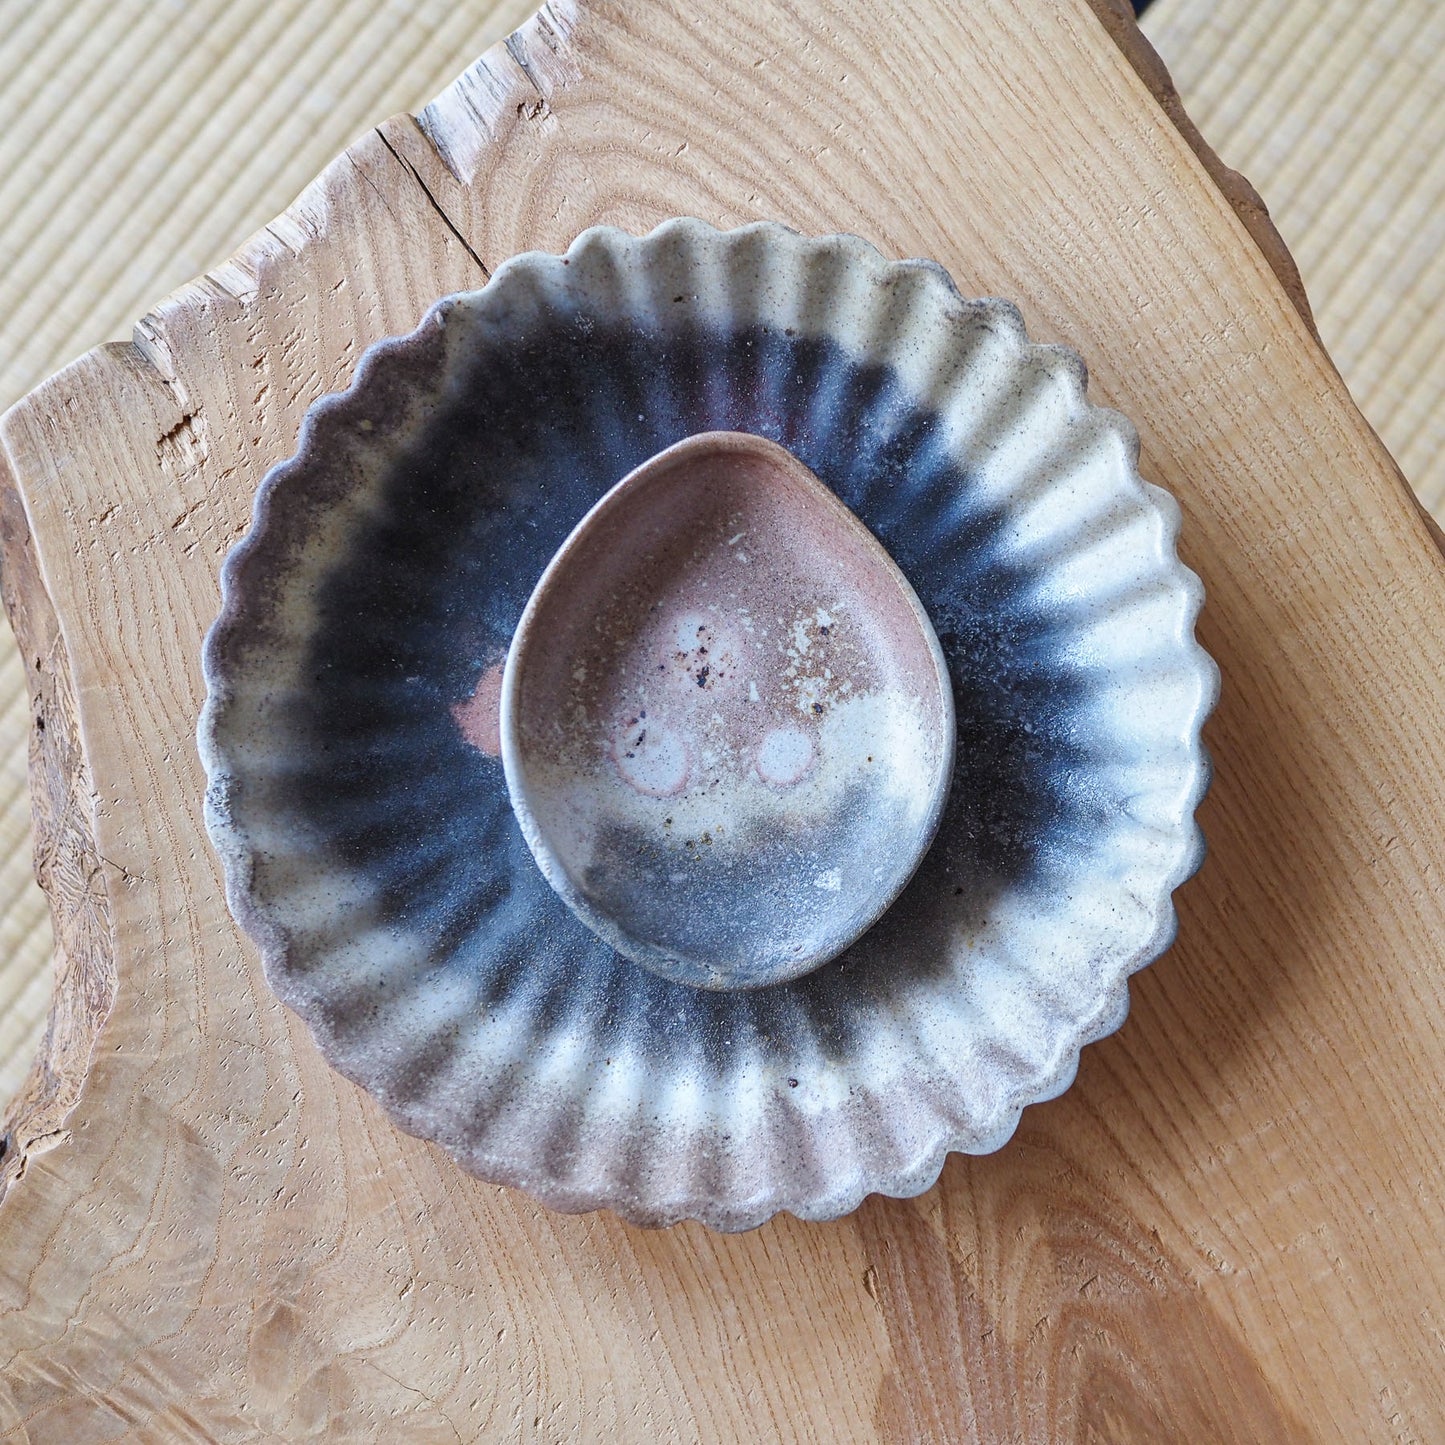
xmin=199 ymin=219 xmax=1218 ymax=1232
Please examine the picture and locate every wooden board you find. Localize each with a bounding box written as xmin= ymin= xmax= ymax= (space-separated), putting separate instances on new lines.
xmin=4 ymin=0 xmax=1445 ymax=1436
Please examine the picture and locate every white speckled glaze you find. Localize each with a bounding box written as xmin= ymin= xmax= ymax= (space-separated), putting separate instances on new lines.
xmin=199 ymin=219 xmax=1219 ymax=1231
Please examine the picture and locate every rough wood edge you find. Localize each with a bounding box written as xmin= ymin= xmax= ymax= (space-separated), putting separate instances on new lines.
xmin=1093 ymin=0 xmax=1445 ymax=553
xmin=1087 ymin=0 xmax=1317 ymax=338
xmin=0 ymin=461 xmax=114 ymax=1203
xmin=0 ymin=0 xmax=1383 ymax=1200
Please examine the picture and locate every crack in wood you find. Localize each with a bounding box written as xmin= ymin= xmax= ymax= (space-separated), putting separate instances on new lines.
xmin=374 ymin=129 xmax=491 ymax=280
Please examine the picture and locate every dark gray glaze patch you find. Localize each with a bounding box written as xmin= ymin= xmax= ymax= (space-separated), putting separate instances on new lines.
xmin=290 ymin=315 xmax=1098 ymax=1071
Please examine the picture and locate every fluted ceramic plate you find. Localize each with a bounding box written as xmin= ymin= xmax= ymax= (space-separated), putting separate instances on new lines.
xmin=199 ymin=219 xmax=1218 ymax=1232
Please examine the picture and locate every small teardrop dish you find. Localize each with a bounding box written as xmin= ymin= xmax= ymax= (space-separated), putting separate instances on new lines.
xmin=501 ymin=430 xmax=955 ymax=990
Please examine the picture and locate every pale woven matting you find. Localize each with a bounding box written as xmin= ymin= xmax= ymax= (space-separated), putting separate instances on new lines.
xmin=1 ymin=0 xmax=1442 ymax=1100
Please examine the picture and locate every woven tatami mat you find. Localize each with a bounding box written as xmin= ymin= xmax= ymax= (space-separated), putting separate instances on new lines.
xmin=2 ymin=0 xmax=1444 ymax=1102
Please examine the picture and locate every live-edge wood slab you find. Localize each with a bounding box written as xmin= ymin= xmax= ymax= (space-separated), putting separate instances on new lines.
xmin=3 ymin=1 xmax=1445 ymax=1439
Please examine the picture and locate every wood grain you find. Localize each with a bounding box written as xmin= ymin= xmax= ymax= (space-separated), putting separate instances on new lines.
xmin=0 ymin=474 xmax=112 ymax=1208
xmin=4 ymin=0 xmax=1445 ymax=1438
